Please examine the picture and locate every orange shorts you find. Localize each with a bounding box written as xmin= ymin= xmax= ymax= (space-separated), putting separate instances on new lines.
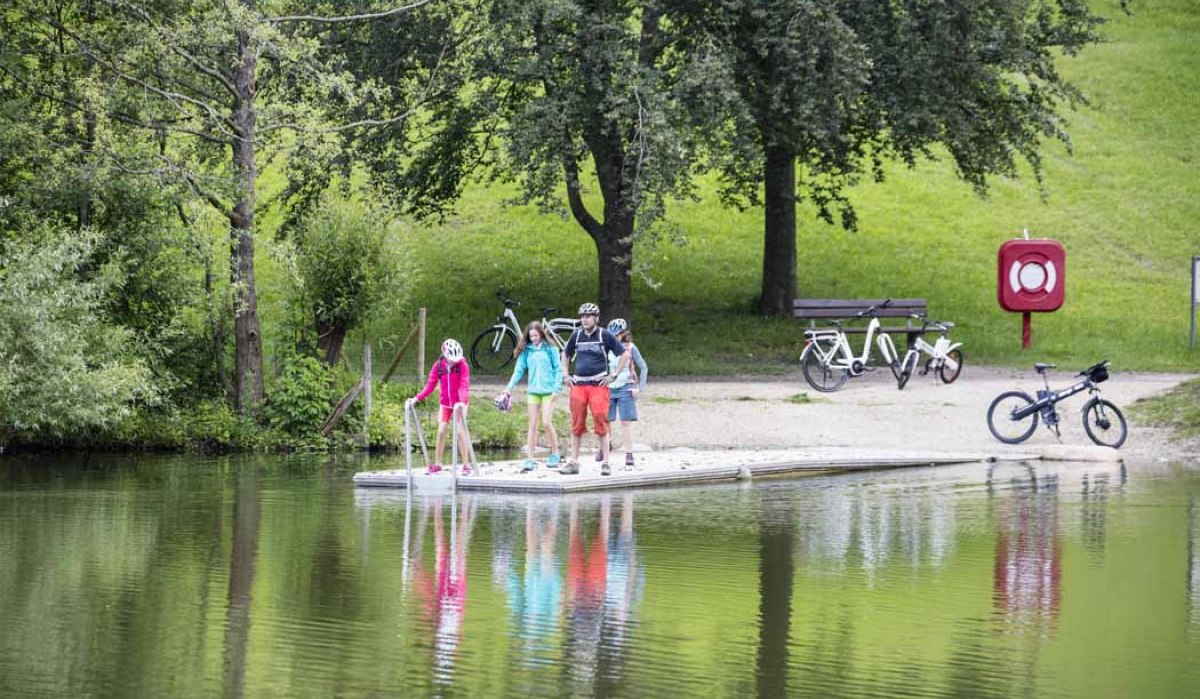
xmin=569 ymin=384 xmax=610 ymax=437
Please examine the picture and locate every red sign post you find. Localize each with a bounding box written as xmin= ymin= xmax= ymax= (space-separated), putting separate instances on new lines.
xmin=998 ymin=238 xmax=1066 ymax=349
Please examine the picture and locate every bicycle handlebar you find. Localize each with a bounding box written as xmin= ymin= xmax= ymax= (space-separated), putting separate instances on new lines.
xmin=855 ymin=298 xmax=893 ymax=318
xmin=495 ymin=290 xmax=520 ymax=307
xmin=1077 ymin=359 xmax=1110 ymax=377
xmin=909 ymin=313 xmax=954 ymax=330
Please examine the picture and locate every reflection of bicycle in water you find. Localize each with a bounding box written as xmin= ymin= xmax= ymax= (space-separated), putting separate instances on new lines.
xmin=470 ymin=291 xmax=580 ymax=373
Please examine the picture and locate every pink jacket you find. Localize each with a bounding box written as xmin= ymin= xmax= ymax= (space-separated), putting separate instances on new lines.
xmin=415 ymin=358 xmax=470 ymax=408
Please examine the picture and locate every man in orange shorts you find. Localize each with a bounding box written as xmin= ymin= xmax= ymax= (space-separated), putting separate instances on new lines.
xmin=561 ymin=302 xmax=629 ymax=476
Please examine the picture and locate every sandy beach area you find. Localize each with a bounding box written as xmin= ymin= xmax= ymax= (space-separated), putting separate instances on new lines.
xmin=476 ymin=366 xmax=1197 ymax=462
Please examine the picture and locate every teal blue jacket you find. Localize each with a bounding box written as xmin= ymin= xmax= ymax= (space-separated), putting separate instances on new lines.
xmin=505 ymin=341 xmax=563 ymax=395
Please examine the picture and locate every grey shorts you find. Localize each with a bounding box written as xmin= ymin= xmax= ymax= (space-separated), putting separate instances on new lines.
xmin=607 ymin=388 xmax=638 ymax=422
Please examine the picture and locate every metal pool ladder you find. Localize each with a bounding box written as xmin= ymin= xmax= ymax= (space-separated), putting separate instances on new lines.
xmin=402 ymin=400 xmax=477 ymax=490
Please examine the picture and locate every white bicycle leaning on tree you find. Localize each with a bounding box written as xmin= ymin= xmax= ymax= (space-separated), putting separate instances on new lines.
xmin=800 ymin=299 xmax=907 ymax=392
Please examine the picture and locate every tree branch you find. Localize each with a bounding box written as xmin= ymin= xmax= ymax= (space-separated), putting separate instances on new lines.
xmin=563 ymin=152 xmax=602 ymax=240
xmin=107 ymin=0 xmax=239 ymax=98
xmin=43 ymin=16 xmax=239 ymax=137
xmin=0 ymin=64 xmax=233 ymax=146
xmin=259 ymin=103 xmax=423 ymax=134
xmin=265 ymin=0 xmax=437 ymax=24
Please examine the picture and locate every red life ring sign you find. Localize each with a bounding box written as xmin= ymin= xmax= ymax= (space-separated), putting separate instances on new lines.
xmin=998 ymin=239 xmax=1066 ymax=312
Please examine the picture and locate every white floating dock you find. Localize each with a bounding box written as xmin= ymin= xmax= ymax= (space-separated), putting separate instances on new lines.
xmin=352 ymin=447 xmax=1045 ymax=494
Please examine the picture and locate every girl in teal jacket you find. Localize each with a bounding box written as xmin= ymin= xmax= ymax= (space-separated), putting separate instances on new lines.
xmin=498 ymin=321 xmax=564 ymax=472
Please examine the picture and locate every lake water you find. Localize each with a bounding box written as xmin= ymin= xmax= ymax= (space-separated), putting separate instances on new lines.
xmin=1 ymin=454 xmax=1199 ymax=698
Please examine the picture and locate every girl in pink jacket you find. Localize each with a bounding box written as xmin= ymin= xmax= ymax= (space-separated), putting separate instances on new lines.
xmin=412 ymin=339 xmax=473 ymax=474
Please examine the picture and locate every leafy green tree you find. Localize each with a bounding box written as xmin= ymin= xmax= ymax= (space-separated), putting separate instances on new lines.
xmin=672 ymin=0 xmax=1106 ymax=314
xmin=0 ymin=228 xmax=155 ymax=446
xmin=340 ymin=0 xmax=701 ymax=322
xmin=290 ymin=199 xmax=405 ymax=365
xmin=1 ymin=0 xmax=438 ymax=410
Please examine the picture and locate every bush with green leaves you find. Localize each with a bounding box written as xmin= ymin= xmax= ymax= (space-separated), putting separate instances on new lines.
xmin=289 ymin=199 xmax=407 ymax=365
xmin=0 ymin=228 xmax=156 ymax=446
xmin=262 ymin=354 xmax=333 ymax=438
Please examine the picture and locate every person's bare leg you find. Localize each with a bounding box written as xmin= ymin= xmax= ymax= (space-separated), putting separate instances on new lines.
xmin=541 ymin=400 xmax=559 ymax=455
xmin=457 ymin=424 xmax=473 ymax=468
xmin=571 ymin=433 xmax=582 ymax=462
xmin=622 ymin=420 xmax=634 ymax=454
xmin=594 ymin=394 xmax=610 ymax=465
xmin=435 ymin=420 xmax=448 ymax=465
xmin=526 ymin=403 xmax=539 ymax=459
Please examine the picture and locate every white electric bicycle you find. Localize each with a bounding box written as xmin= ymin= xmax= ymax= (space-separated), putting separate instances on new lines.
xmin=800 ymin=300 xmax=905 ymax=392
xmin=893 ymin=315 xmax=964 ymax=389
xmin=470 ymin=291 xmax=580 ymax=373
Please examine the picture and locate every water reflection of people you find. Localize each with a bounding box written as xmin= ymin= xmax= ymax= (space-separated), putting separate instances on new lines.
xmin=506 ymin=499 xmax=562 ymax=666
xmin=604 ymin=494 xmax=642 ymax=646
xmin=411 ymin=495 xmax=477 ymax=682
xmin=564 ymin=496 xmax=609 ymax=687
xmin=992 ymin=473 xmax=1061 ymax=636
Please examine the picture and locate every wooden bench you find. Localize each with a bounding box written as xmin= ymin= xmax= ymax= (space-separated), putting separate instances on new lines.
xmin=793 ymin=298 xmax=928 ymax=348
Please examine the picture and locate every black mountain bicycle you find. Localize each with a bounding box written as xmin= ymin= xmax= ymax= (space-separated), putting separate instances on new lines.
xmin=986 ymin=360 xmax=1128 ymax=448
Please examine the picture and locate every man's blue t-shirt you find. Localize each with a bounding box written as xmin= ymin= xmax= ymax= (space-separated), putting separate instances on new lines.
xmin=563 ymin=327 xmax=625 ymax=382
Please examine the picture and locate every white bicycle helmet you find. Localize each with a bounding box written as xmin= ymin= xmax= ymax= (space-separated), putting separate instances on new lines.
xmin=607 ymin=318 xmax=628 ymax=335
xmin=578 ymin=302 xmax=600 ymax=316
xmin=441 ymin=338 xmax=464 ymax=362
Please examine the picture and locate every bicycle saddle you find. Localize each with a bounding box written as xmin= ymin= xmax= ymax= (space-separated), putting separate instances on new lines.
xmin=540 ymin=306 xmax=557 ymax=316
xmin=1034 ymin=362 xmax=1057 ymax=373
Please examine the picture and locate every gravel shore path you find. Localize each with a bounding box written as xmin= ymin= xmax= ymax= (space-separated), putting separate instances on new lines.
xmin=476 ymin=366 xmax=1196 ymax=461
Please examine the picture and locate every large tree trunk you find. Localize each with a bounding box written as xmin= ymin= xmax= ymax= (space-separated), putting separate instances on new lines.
xmin=229 ymin=11 xmax=264 ymax=411
xmin=594 ymin=222 xmax=634 ymax=324
xmin=317 ymin=321 xmax=348 ymax=367
xmin=755 ymin=499 xmax=794 ymax=698
xmin=759 ymin=143 xmax=798 ymax=316
xmin=222 ymin=469 xmax=260 ymax=699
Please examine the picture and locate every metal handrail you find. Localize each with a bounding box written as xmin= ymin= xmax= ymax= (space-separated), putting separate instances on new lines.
xmin=449 ymin=402 xmax=478 ymax=489
xmin=403 ymin=399 xmax=431 ymax=487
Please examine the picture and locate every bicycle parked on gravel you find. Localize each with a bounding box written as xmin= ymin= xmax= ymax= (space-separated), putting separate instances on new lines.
xmin=800 ymin=299 xmax=906 ymax=392
xmin=470 ymin=291 xmax=580 ymax=373
xmin=986 ymin=360 xmax=1127 ymax=448
xmin=893 ymin=316 xmax=964 ymax=389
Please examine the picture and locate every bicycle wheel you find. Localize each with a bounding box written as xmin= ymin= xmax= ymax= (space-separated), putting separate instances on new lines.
xmin=896 ymin=351 xmax=919 ymax=390
xmin=1082 ymin=398 xmax=1128 ymax=448
xmin=877 ymin=334 xmax=902 ymax=381
xmin=986 ymin=391 xmax=1039 ymax=444
xmin=470 ymin=327 xmax=516 ymax=374
xmin=801 ymin=339 xmax=849 ymax=392
xmin=938 ymin=349 xmax=964 ymax=384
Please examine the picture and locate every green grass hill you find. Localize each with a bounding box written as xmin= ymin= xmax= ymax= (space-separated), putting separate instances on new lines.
xmin=331 ymin=0 xmax=1200 ymax=378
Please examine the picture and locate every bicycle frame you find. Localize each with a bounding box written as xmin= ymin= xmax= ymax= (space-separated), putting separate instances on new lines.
xmin=486 ymin=305 xmax=577 ymax=352
xmin=806 ymin=315 xmax=890 ymax=376
xmin=913 ymin=332 xmax=961 ymax=367
xmin=1010 ymin=377 xmax=1096 ymax=421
